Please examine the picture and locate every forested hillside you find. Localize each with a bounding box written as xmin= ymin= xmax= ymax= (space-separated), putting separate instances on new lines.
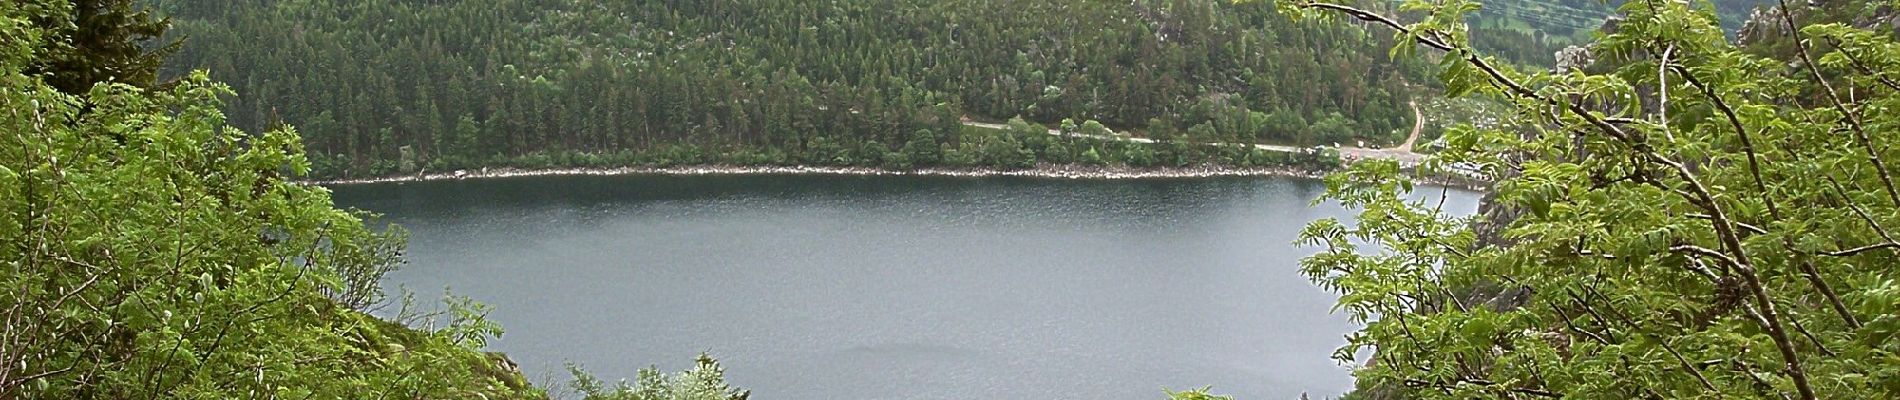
xmin=1462 ymin=0 xmax=1771 ymax=66
xmin=148 ymin=0 xmax=1433 ymax=178
xmin=3 ymin=1 xmax=774 ymax=397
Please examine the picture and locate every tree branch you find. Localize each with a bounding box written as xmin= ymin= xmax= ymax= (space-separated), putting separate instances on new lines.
xmin=1773 ymin=0 xmax=1900 ymax=212
xmin=1298 ymin=2 xmax=1824 ymax=398
xmin=1823 ymin=37 xmax=1900 ymax=92
xmin=1821 ymin=242 xmax=1900 ymax=257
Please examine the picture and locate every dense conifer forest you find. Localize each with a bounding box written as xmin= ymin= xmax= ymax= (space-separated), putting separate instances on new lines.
xmin=14 ymin=0 xmax=1900 ymax=397
xmin=149 ymin=0 xmax=1435 ymax=178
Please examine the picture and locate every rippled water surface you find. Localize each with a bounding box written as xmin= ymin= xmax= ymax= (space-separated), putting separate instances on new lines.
xmin=329 ymin=174 xmax=1482 ymax=399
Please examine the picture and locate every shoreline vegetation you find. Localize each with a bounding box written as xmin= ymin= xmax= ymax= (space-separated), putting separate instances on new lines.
xmin=306 ymin=163 xmax=1491 ymax=191
xmin=307 ymin=164 xmax=1329 ymax=184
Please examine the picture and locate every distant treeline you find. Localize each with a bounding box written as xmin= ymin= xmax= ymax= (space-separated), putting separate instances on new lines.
xmin=152 ymin=0 xmax=1432 ymax=178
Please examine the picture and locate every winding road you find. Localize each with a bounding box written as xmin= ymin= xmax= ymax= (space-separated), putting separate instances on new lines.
xmin=961 ymin=101 xmax=1428 ymax=167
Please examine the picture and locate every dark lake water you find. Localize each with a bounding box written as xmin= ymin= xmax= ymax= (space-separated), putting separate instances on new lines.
xmin=328 ymin=174 xmax=1482 ymax=400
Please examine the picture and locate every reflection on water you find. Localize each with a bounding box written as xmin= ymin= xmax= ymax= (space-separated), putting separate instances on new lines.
xmin=330 ymin=174 xmax=1482 ymax=400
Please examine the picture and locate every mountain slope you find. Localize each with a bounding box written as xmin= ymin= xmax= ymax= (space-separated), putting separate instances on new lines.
xmin=149 ymin=0 xmax=1433 ymax=177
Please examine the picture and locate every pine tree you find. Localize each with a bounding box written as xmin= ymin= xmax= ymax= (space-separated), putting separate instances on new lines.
xmin=26 ymin=0 xmax=180 ymax=94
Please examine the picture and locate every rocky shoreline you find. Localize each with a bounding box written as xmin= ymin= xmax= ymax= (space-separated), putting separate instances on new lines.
xmin=305 ymin=164 xmax=1329 ymax=184
xmin=304 ymin=163 xmax=1488 ymax=190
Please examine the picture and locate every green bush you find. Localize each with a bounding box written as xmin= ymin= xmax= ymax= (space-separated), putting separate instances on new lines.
xmin=568 ymin=355 xmax=749 ymax=400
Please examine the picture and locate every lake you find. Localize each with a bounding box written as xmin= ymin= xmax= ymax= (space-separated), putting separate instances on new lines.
xmin=328 ymin=174 xmax=1483 ymax=399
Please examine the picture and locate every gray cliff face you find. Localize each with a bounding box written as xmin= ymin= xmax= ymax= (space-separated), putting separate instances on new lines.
xmin=1552 ymin=46 xmax=1595 ymax=72
xmin=1736 ymin=6 xmax=1791 ymax=46
xmin=1737 ymin=2 xmax=1899 ymax=47
xmin=1864 ymin=3 xmax=1900 ymax=31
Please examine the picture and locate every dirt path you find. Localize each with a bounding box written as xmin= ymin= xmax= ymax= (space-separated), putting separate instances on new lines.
xmin=1391 ymin=100 xmax=1423 ymax=153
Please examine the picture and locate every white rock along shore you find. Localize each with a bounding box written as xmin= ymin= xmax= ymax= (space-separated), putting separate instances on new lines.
xmin=303 ymin=163 xmax=1489 ymax=191
xmin=305 ymin=164 xmax=1331 ymax=185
